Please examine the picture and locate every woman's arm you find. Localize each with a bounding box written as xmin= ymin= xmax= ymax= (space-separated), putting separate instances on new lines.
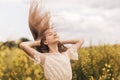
xmin=60 ymin=39 xmax=84 ymax=60
xmin=19 ymin=40 xmax=41 ymax=58
xmin=60 ymin=39 xmax=84 ymax=50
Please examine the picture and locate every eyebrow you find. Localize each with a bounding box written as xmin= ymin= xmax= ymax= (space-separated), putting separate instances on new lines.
xmin=44 ymin=29 xmax=56 ymax=35
xmin=47 ymin=32 xmax=52 ymax=34
xmin=45 ymin=31 xmax=52 ymax=35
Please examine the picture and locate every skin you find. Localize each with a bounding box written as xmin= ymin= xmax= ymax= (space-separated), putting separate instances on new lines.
xmin=43 ymin=29 xmax=60 ymax=53
xmin=19 ymin=29 xmax=84 ymax=65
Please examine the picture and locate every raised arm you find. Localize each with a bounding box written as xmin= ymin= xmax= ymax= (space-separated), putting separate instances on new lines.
xmin=60 ymin=39 xmax=84 ymax=50
xmin=19 ymin=40 xmax=41 ymax=59
xmin=60 ymin=39 xmax=84 ymax=60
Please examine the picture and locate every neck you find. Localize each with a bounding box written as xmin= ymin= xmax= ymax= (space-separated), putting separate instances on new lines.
xmin=48 ymin=43 xmax=59 ymax=53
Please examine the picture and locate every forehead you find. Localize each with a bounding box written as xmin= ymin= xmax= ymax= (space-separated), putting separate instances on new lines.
xmin=44 ymin=29 xmax=55 ymax=35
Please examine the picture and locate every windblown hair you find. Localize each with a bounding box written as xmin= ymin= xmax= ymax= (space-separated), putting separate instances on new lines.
xmin=29 ymin=0 xmax=50 ymax=40
xmin=29 ymin=0 xmax=67 ymax=53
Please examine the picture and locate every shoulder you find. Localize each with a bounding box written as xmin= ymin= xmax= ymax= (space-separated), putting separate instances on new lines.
xmin=62 ymin=45 xmax=79 ymax=60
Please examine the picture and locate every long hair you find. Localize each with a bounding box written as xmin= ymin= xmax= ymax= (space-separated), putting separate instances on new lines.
xmin=28 ymin=0 xmax=67 ymax=53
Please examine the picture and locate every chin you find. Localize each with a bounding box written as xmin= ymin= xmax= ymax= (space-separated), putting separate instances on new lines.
xmin=54 ymin=39 xmax=59 ymax=43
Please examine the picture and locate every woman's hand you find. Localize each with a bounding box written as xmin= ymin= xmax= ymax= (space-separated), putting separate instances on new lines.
xmin=35 ymin=39 xmax=41 ymax=46
xmin=57 ymin=40 xmax=62 ymax=44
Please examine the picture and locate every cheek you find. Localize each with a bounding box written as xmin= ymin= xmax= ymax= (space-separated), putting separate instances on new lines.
xmin=46 ymin=36 xmax=53 ymax=40
xmin=45 ymin=36 xmax=54 ymax=44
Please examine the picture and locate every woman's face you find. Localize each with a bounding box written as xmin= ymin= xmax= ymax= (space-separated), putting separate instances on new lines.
xmin=44 ymin=29 xmax=59 ymax=45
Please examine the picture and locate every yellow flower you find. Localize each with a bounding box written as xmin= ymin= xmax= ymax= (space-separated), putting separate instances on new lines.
xmin=26 ymin=77 xmax=32 ymax=80
xmin=107 ymin=64 xmax=111 ymax=68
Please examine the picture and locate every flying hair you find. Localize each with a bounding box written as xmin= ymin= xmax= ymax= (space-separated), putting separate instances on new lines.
xmin=29 ymin=0 xmax=51 ymax=40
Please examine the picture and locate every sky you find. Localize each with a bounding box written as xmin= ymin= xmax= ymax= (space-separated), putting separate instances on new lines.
xmin=0 ymin=0 xmax=120 ymax=46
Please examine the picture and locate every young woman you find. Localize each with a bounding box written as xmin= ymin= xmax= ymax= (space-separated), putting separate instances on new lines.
xmin=19 ymin=1 xmax=84 ymax=80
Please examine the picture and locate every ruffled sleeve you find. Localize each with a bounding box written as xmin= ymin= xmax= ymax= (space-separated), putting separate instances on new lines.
xmin=67 ymin=45 xmax=79 ymax=60
xmin=28 ymin=50 xmax=42 ymax=64
xmin=33 ymin=50 xmax=41 ymax=64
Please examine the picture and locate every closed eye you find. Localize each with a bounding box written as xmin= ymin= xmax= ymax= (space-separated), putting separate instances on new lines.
xmin=47 ymin=32 xmax=53 ymax=36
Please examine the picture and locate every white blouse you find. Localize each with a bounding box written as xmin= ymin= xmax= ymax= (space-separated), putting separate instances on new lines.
xmin=33 ymin=45 xmax=78 ymax=80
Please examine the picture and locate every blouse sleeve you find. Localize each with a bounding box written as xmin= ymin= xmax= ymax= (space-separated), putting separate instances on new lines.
xmin=29 ymin=50 xmax=44 ymax=64
xmin=33 ymin=50 xmax=41 ymax=64
xmin=67 ymin=45 xmax=79 ymax=60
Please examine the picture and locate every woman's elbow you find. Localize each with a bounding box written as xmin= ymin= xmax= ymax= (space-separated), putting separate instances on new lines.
xmin=81 ymin=39 xmax=84 ymax=43
xmin=79 ymin=39 xmax=84 ymax=44
xmin=19 ymin=42 xmax=26 ymax=49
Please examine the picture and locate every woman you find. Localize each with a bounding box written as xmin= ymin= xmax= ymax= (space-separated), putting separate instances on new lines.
xmin=19 ymin=0 xmax=84 ymax=80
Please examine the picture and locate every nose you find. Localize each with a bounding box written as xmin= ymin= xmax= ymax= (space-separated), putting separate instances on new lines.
xmin=54 ymin=33 xmax=57 ymax=36
xmin=54 ymin=32 xmax=59 ymax=37
xmin=54 ymin=31 xmax=57 ymax=35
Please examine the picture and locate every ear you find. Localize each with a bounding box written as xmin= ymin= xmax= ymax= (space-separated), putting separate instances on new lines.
xmin=44 ymin=40 xmax=48 ymax=45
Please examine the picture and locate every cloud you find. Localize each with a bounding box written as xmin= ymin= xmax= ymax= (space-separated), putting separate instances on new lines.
xmin=77 ymin=0 xmax=120 ymax=8
xmin=0 ymin=0 xmax=21 ymax=4
xmin=0 ymin=0 xmax=120 ymax=46
xmin=49 ymin=5 xmax=120 ymax=46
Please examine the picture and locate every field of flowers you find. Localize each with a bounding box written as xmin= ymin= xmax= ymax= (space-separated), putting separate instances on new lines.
xmin=0 ymin=38 xmax=120 ymax=80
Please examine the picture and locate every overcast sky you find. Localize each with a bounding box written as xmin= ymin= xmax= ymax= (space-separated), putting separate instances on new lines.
xmin=0 ymin=0 xmax=120 ymax=46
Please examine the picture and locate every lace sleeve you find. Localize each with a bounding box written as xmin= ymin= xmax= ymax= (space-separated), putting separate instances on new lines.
xmin=28 ymin=50 xmax=42 ymax=64
xmin=67 ymin=45 xmax=79 ymax=60
xmin=34 ymin=50 xmax=41 ymax=64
